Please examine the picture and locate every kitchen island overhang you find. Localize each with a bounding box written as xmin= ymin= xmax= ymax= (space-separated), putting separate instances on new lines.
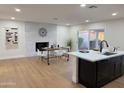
xmin=68 ymin=50 xmax=124 ymax=88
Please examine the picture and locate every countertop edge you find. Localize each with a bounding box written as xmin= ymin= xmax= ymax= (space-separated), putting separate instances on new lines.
xmin=68 ymin=51 xmax=124 ymax=62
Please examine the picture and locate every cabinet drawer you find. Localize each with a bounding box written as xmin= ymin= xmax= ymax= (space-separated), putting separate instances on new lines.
xmin=109 ymin=56 xmax=121 ymax=63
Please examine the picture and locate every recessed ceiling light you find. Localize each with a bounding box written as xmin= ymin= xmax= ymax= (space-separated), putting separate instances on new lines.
xmin=15 ymin=8 xmax=21 ymax=12
xmin=80 ymin=4 xmax=86 ymax=7
xmin=112 ymin=12 xmax=118 ymax=16
xmin=85 ymin=20 xmax=89 ymax=22
xmin=66 ymin=24 xmax=70 ymax=26
xmin=11 ymin=17 xmax=15 ymax=20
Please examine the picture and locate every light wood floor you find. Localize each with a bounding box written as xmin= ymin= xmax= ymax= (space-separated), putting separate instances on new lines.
xmin=0 ymin=57 xmax=83 ymax=88
xmin=0 ymin=57 xmax=124 ymax=88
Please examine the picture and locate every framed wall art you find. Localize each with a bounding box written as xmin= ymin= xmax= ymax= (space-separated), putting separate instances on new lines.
xmin=5 ymin=27 xmax=18 ymax=49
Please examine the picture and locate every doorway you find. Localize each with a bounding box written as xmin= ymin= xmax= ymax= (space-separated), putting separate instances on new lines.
xmin=78 ymin=29 xmax=105 ymax=50
xmin=89 ymin=29 xmax=105 ymax=49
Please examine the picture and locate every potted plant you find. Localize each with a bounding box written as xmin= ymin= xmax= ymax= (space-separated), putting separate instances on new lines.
xmin=66 ymin=39 xmax=72 ymax=50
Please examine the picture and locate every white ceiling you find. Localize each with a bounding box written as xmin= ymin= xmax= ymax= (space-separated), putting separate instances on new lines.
xmin=0 ymin=4 xmax=124 ymax=25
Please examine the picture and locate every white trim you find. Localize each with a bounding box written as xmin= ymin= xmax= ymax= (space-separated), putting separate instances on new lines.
xmin=0 ymin=54 xmax=38 ymax=60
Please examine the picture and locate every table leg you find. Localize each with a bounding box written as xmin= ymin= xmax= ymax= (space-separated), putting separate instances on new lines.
xmin=67 ymin=48 xmax=69 ymax=61
xmin=47 ymin=50 xmax=50 ymax=65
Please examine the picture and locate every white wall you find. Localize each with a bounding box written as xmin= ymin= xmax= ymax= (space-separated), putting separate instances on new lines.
xmin=69 ymin=25 xmax=82 ymax=51
xmin=0 ymin=20 xmax=70 ymax=59
xmin=57 ymin=25 xmax=69 ymax=47
xmin=69 ymin=19 xmax=124 ymax=51
xmin=0 ymin=20 xmax=26 ymax=59
xmin=105 ymin=20 xmax=124 ymax=50
xmin=25 ymin=22 xmax=57 ymax=56
xmin=1 ymin=18 xmax=124 ymax=60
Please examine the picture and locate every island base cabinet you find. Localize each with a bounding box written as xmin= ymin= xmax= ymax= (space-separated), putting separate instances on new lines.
xmin=78 ymin=59 xmax=97 ymax=87
xmin=97 ymin=56 xmax=122 ymax=87
xmin=97 ymin=59 xmax=114 ymax=87
xmin=122 ymin=56 xmax=124 ymax=74
xmin=78 ymin=56 xmax=124 ymax=88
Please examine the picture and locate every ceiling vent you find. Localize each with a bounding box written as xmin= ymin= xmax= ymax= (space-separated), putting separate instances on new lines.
xmin=53 ymin=18 xmax=58 ymax=20
xmin=88 ymin=5 xmax=97 ymax=9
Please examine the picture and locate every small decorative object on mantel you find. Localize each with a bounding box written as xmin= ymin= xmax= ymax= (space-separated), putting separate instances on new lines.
xmin=39 ymin=27 xmax=47 ymax=37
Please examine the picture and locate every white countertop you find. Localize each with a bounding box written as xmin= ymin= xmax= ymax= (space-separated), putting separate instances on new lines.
xmin=68 ymin=50 xmax=124 ymax=62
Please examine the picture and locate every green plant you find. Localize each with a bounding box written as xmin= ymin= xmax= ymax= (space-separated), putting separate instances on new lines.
xmin=66 ymin=39 xmax=72 ymax=49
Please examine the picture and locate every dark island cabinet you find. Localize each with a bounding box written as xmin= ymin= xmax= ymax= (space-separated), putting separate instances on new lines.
xmin=122 ymin=56 xmax=124 ymax=74
xmin=97 ymin=56 xmax=122 ymax=87
xmin=78 ymin=56 xmax=124 ymax=88
xmin=97 ymin=59 xmax=115 ymax=87
xmin=78 ymin=59 xmax=97 ymax=87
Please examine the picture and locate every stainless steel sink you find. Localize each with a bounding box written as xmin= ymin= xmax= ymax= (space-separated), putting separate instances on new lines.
xmin=102 ymin=52 xmax=117 ymax=56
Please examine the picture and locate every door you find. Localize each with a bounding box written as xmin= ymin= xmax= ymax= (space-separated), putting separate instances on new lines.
xmin=110 ymin=57 xmax=122 ymax=78
xmin=78 ymin=31 xmax=89 ymax=50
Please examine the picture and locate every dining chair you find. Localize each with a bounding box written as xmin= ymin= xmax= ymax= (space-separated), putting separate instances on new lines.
xmin=37 ymin=49 xmax=57 ymax=63
xmin=37 ymin=49 xmax=47 ymax=61
xmin=54 ymin=49 xmax=69 ymax=62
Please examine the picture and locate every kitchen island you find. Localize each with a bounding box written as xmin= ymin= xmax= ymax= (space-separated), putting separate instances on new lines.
xmin=69 ymin=50 xmax=124 ymax=88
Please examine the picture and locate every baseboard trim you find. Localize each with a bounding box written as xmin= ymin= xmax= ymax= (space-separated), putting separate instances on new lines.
xmin=0 ymin=55 xmax=39 ymax=60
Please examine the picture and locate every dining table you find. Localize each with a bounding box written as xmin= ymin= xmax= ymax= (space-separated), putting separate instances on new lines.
xmin=41 ymin=47 xmax=70 ymax=65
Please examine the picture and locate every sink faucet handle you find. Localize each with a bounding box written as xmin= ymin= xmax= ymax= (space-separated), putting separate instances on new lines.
xmin=113 ymin=46 xmax=120 ymax=52
xmin=113 ymin=47 xmax=116 ymax=52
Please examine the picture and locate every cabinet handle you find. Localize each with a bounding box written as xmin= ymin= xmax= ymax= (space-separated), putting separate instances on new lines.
xmin=113 ymin=64 xmax=116 ymax=76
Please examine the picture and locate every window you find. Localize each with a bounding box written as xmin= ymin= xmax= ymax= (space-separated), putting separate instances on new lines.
xmin=89 ymin=30 xmax=105 ymax=49
xmin=78 ymin=30 xmax=105 ymax=50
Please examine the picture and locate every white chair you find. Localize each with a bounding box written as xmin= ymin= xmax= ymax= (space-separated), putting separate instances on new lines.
xmin=54 ymin=50 xmax=64 ymax=56
xmin=37 ymin=49 xmax=57 ymax=62
xmin=37 ymin=49 xmax=42 ymax=56
xmin=37 ymin=49 xmax=48 ymax=61
xmin=54 ymin=49 xmax=68 ymax=61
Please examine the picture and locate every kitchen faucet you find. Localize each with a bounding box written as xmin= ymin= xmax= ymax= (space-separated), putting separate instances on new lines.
xmin=100 ymin=40 xmax=109 ymax=53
